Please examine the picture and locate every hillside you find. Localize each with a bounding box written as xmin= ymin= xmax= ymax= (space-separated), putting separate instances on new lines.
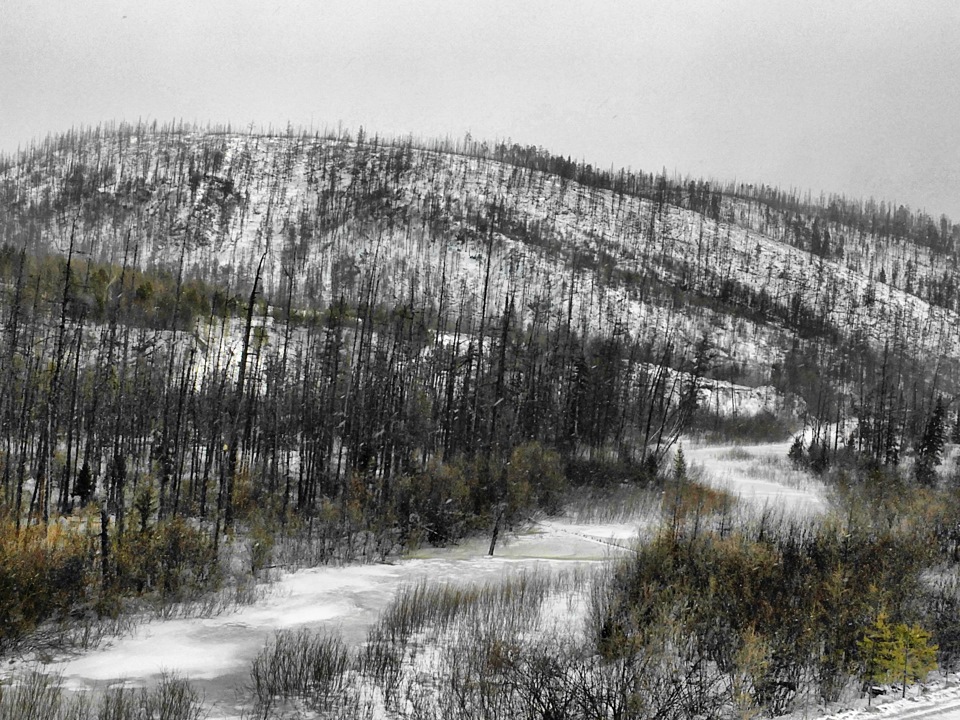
xmin=2 ymin=125 xmax=957 ymax=426
xmin=3 ymin=123 xmax=960 ymax=719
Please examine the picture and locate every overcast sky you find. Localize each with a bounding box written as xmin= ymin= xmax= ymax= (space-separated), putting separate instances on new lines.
xmin=2 ymin=0 xmax=958 ymax=218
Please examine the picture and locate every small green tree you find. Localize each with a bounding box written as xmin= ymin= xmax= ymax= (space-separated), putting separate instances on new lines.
xmin=667 ymin=445 xmax=687 ymax=539
xmin=787 ymin=435 xmax=806 ymax=469
xmin=858 ymin=611 xmax=899 ymax=705
xmin=859 ymin=612 xmax=937 ymax=702
xmin=133 ymin=481 xmax=157 ymax=533
xmin=673 ymin=444 xmax=687 ymax=484
xmin=893 ymin=623 xmax=938 ymax=698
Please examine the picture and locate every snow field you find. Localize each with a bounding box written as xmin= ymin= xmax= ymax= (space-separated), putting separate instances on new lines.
xmin=686 ymin=440 xmax=829 ymax=518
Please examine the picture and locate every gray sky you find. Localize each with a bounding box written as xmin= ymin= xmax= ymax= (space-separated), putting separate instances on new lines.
xmin=2 ymin=0 xmax=958 ymax=218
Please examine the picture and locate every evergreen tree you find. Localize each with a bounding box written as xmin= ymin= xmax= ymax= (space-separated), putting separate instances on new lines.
xmin=859 ymin=612 xmax=900 ymax=705
xmin=916 ymin=396 xmax=947 ymax=486
xmin=673 ymin=444 xmax=687 ymax=484
xmin=859 ymin=612 xmax=937 ymax=702
xmin=73 ymin=460 xmax=95 ymax=506
xmin=893 ymin=623 xmax=938 ymax=698
xmin=787 ymin=435 xmax=806 ymax=469
xmin=667 ymin=444 xmax=688 ymax=540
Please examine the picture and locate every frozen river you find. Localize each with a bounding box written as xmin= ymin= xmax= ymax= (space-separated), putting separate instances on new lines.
xmin=20 ymin=439 xmax=833 ymax=718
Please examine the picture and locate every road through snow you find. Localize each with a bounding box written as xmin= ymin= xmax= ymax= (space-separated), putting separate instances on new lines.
xmin=814 ymin=682 xmax=960 ymax=720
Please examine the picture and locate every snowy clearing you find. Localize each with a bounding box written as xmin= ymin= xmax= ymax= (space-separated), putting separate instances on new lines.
xmin=686 ymin=439 xmax=828 ymax=517
xmin=10 ymin=440 xmax=830 ymax=718
xmin=34 ymin=523 xmax=630 ymax=716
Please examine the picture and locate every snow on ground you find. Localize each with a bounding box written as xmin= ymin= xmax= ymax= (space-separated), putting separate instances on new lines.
xmin=39 ymin=527 xmax=629 ymax=716
xmin=10 ymin=440 xmax=828 ymax=718
xmin=531 ymin=518 xmax=649 ymax=550
xmin=811 ymin=679 xmax=960 ymax=720
xmin=686 ymin=439 xmax=828 ymax=518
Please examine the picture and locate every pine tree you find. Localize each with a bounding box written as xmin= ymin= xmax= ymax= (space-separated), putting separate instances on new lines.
xmin=667 ymin=444 xmax=688 ymax=540
xmin=893 ymin=623 xmax=938 ymax=698
xmin=673 ymin=444 xmax=687 ymax=484
xmin=73 ymin=460 xmax=95 ymax=506
xmin=916 ymin=396 xmax=947 ymax=486
xmin=787 ymin=435 xmax=806 ymax=469
xmin=858 ymin=611 xmax=900 ymax=705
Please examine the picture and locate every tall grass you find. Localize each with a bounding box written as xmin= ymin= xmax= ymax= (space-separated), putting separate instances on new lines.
xmin=0 ymin=671 xmax=203 ymax=720
xmin=250 ymin=628 xmax=351 ymax=717
xmin=359 ymin=572 xmax=554 ymax=704
xmin=240 ymin=565 xmax=602 ymax=718
xmin=562 ymin=484 xmax=662 ymax=525
xmin=358 ymin=566 xmax=597 ymax=713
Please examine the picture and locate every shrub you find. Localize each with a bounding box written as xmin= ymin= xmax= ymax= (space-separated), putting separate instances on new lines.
xmin=112 ymin=517 xmax=218 ymax=601
xmin=250 ymin=628 xmax=350 ymax=715
xmin=690 ymin=409 xmax=796 ymax=444
xmin=507 ymin=442 xmax=567 ymax=516
xmin=0 ymin=670 xmax=204 ymax=720
xmin=0 ymin=521 xmax=92 ymax=651
xmin=565 ymin=457 xmax=652 ymax=487
xmin=395 ymin=461 xmax=470 ymax=546
xmin=595 ymin=515 xmax=941 ymax=711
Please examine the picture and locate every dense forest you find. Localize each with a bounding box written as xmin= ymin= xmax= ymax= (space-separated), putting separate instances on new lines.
xmin=2 ymin=122 xmax=960 ymax=719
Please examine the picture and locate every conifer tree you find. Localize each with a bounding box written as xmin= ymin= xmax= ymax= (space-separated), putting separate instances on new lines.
xmin=859 ymin=612 xmax=937 ymax=702
xmin=859 ymin=611 xmax=899 ymax=701
xmin=916 ymin=395 xmax=947 ymax=486
xmin=74 ymin=460 xmax=95 ymax=506
xmin=893 ymin=623 xmax=938 ymax=698
xmin=787 ymin=435 xmax=806 ymax=468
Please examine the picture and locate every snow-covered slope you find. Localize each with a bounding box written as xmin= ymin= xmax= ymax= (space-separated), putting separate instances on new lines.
xmin=2 ymin=127 xmax=957 ymax=401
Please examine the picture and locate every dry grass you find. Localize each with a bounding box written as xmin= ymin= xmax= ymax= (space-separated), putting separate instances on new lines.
xmin=250 ymin=628 xmax=351 ymax=717
xmin=0 ymin=670 xmax=204 ymax=720
xmin=562 ymin=484 xmax=663 ymax=525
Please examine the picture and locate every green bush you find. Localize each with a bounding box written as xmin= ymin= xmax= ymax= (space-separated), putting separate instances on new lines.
xmin=689 ymin=409 xmax=797 ymax=444
xmin=565 ymin=456 xmax=652 ymax=486
xmin=596 ymin=514 xmax=941 ymax=709
xmin=395 ymin=461 xmax=470 ymax=546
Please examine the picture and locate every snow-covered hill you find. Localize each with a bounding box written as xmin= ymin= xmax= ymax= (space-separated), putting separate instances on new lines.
xmin=2 ymin=126 xmax=957 ymax=407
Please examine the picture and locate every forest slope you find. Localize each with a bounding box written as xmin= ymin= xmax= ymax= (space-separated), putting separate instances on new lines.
xmin=3 ymin=125 xmax=958 ymax=400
